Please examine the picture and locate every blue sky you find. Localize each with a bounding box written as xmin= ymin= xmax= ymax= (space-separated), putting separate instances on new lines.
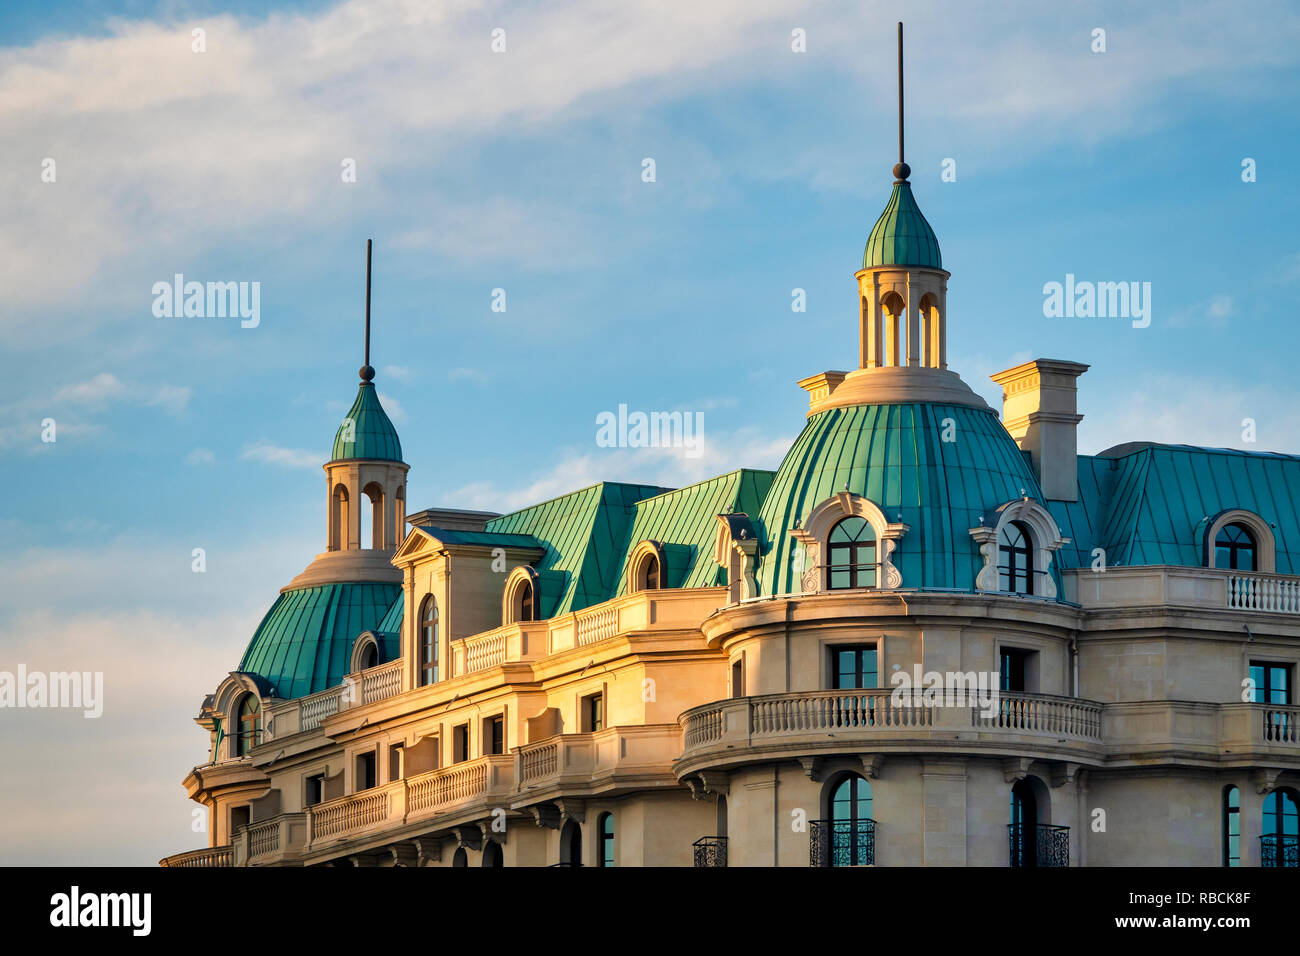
xmin=1 ymin=0 xmax=1298 ymax=863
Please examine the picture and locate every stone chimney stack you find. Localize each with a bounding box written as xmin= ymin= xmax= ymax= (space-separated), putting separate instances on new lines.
xmin=990 ymin=359 xmax=1089 ymax=502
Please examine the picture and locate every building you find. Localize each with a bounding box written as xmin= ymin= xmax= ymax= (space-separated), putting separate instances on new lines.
xmin=161 ymin=105 xmax=1300 ymax=872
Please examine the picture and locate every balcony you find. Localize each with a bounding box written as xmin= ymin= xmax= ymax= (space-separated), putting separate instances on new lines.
xmin=452 ymin=621 xmax=547 ymax=677
xmin=692 ymin=836 xmax=728 ymax=867
xmin=810 ymin=819 xmax=875 ymax=867
xmin=515 ymin=724 xmax=681 ymax=796
xmin=677 ymin=689 xmax=1104 ymax=775
xmin=265 ymin=658 xmax=403 ymax=741
xmin=304 ymin=753 xmax=515 ymax=851
xmin=158 ymin=845 xmax=232 ymax=867
xmin=1064 ymin=565 xmax=1300 ymax=618
xmin=1218 ymin=703 xmax=1300 ymax=759
xmin=1261 ymin=834 xmax=1299 ymax=868
xmin=1008 ymin=823 xmax=1070 ymax=867
xmin=232 ymin=813 xmax=308 ymax=866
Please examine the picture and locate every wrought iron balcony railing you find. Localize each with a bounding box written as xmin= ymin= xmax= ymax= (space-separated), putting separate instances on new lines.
xmin=1008 ymin=823 xmax=1070 ymax=867
xmin=1260 ymin=834 xmax=1299 ymax=868
xmin=809 ymin=819 xmax=875 ymax=867
xmin=692 ymin=836 xmax=728 ymax=867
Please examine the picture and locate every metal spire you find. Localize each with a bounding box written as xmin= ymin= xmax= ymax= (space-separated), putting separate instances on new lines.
xmin=360 ymin=238 xmax=375 ymax=383
xmin=893 ymin=22 xmax=911 ymax=183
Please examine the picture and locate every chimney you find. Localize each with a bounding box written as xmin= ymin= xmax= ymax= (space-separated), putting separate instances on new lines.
xmin=990 ymin=359 xmax=1088 ymax=502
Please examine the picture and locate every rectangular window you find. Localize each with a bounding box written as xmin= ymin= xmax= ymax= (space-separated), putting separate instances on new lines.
xmin=388 ymin=744 xmax=404 ymax=782
xmin=1250 ymin=661 xmax=1291 ymax=705
xmin=1000 ymin=648 xmax=1030 ymax=693
xmin=485 ymin=716 xmax=505 ymax=755
xmin=453 ymin=724 xmax=470 ymax=763
xmin=829 ymin=645 xmax=878 ymax=689
xmin=1224 ymin=787 xmax=1240 ymax=867
xmin=731 ymin=658 xmax=744 ymax=698
xmin=356 ymin=751 xmax=377 ymax=791
xmin=230 ymin=805 xmax=250 ymax=839
xmin=305 ymin=773 xmax=326 ymax=807
xmin=584 ymin=693 xmax=605 ymax=733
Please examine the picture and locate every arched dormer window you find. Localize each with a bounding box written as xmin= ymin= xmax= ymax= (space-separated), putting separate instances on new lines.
xmin=998 ymin=521 xmax=1034 ymax=594
xmin=350 ymin=632 xmax=380 ymax=673
xmin=236 ymin=694 xmax=262 ymax=756
xmin=1204 ymin=509 xmax=1275 ymax=573
xmin=1215 ymin=523 xmax=1256 ymax=571
xmin=627 ymin=540 xmax=666 ymax=594
xmin=828 ymin=516 xmax=877 ymax=589
xmin=971 ymin=500 xmax=1067 ymax=599
xmin=503 ymin=567 xmax=540 ymax=625
xmin=790 ymin=492 xmax=908 ymax=595
xmin=419 ymin=597 xmax=438 ymax=686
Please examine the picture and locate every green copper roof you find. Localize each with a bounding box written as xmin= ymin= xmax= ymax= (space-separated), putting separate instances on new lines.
xmin=863 ymin=181 xmax=942 ymax=270
xmin=485 ymin=481 xmax=670 ymax=618
xmin=1048 ymin=443 xmax=1300 ymax=573
xmin=330 ymin=383 xmax=402 ymax=463
xmin=239 ymin=582 xmax=401 ymax=699
xmin=611 ymin=469 xmax=776 ymax=595
xmin=756 ymin=402 xmax=1044 ymax=596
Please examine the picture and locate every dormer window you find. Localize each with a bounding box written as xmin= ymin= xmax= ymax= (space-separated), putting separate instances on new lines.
xmin=236 ymin=694 xmax=262 ymax=756
xmin=503 ymin=567 xmax=541 ymax=625
xmin=1215 ymin=523 xmax=1256 ymax=571
xmin=828 ymin=516 xmax=877 ymax=589
xmin=998 ymin=521 xmax=1034 ymax=594
xmin=628 ymin=541 xmax=666 ymax=593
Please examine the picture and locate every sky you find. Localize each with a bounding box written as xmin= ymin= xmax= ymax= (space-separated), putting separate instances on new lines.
xmin=1 ymin=0 xmax=1298 ymax=865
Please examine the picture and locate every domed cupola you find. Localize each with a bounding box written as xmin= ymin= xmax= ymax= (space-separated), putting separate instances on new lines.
xmin=751 ymin=24 xmax=1068 ymax=603
xmin=331 ymin=377 xmax=402 ymax=463
xmin=863 ymin=176 xmax=941 ymax=271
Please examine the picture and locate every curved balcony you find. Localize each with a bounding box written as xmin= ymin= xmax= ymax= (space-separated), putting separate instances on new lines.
xmin=158 ymin=845 xmax=232 ymax=867
xmin=676 ymin=689 xmax=1104 ymax=776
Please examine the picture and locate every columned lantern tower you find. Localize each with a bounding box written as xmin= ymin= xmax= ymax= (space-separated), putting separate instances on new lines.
xmin=856 ymin=22 xmax=948 ymax=372
xmin=324 ymin=239 xmax=409 ymax=555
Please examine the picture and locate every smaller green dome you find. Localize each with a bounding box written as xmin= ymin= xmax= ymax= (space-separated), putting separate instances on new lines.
xmin=863 ymin=181 xmax=942 ymax=270
xmin=331 ymin=383 xmax=402 ymax=463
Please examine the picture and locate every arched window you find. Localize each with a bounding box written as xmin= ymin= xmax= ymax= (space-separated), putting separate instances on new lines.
xmin=330 ymin=484 xmax=349 ymax=551
xmin=1223 ymin=786 xmax=1240 ymax=867
xmin=1262 ymin=788 xmax=1299 ymax=868
xmin=362 ymin=482 xmax=385 ymax=550
xmin=827 ymin=516 xmax=876 ymax=590
xmin=1215 ymin=523 xmax=1256 ymax=572
xmin=560 ymin=820 xmax=582 ymax=866
xmin=236 ymin=694 xmax=262 ymax=756
xmin=482 ymin=842 xmax=503 ymax=868
xmin=1009 ymin=779 xmax=1038 ymax=867
xmin=598 ymin=813 xmax=615 ymax=867
xmin=419 ymin=597 xmax=438 ymax=686
xmin=516 ymin=579 xmax=535 ymax=623
xmin=998 ymin=521 xmax=1034 ymax=594
xmin=452 ymin=847 xmax=468 ymax=868
xmin=637 ymin=553 xmax=661 ymax=591
xmin=818 ymin=775 xmax=873 ymax=867
xmin=359 ymin=641 xmax=378 ymax=671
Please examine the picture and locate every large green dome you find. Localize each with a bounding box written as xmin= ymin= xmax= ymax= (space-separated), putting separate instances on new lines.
xmin=331 ymin=383 xmax=402 ymax=463
xmin=238 ymin=583 xmax=401 ymax=699
xmin=863 ymin=181 xmax=942 ymax=270
xmin=755 ymin=402 xmax=1045 ymax=596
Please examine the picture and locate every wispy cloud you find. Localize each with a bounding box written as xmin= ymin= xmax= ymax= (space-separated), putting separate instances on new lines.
xmin=239 ymin=439 xmax=322 ymax=469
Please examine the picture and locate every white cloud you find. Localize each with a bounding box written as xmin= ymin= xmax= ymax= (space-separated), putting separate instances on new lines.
xmin=240 ymin=439 xmax=323 ymax=469
xmin=447 ymin=367 xmax=489 ymax=385
xmin=185 ymin=447 xmax=216 ymax=465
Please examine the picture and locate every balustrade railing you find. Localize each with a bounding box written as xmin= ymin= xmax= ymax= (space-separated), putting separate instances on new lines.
xmin=1228 ymin=572 xmax=1300 ymax=614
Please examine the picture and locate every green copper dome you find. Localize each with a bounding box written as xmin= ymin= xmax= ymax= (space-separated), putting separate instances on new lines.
xmin=331 ymin=382 xmax=402 ymax=463
xmin=756 ymin=402 xmax=1046 ymax=596
xmin=239 ymin=582 xmax=401 ymax=699
xmin=863 ymin=181 xmax=942 ymax=270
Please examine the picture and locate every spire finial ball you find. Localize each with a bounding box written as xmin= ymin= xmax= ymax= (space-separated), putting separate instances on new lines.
xmin=893 ymin=162 xmax=911 ymax=182
xmin=359 ymin=365 xmax=375 ymax=383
